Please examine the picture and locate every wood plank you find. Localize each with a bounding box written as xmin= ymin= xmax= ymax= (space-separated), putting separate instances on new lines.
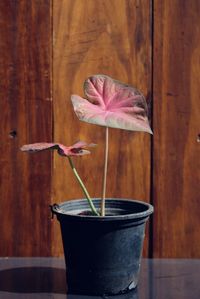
xmin=153 ymin=0 xmax=200 ymax=257
xmin=52 ymin=0 xmax=152 ymax=256
xmin=0 ymin=0 xmax=52 ymax=256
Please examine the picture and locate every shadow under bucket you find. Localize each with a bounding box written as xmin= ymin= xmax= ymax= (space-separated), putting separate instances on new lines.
xmin=51 ymin=198 xmax=153 ymax=296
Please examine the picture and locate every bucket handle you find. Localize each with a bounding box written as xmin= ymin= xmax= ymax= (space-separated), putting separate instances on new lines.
xmin=49 ymin=203 xmax=59 ymax=219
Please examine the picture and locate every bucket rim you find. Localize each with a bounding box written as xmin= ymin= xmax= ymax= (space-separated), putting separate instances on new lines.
xmin=51 ymin=198 xmax=154 ymax=221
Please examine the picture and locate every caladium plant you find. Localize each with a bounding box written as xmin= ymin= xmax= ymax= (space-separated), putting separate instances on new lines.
xmin=21 ymin=75 xmax=152 ymax=217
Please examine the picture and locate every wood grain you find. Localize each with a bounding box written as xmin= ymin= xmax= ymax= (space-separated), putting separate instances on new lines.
xmin=52 ymin=0 xmax=152 ymax=256
xmin=153 ymin=0 xmax=200 ymax=257
xmin=0 ymin=0 xmax=52 ymax=256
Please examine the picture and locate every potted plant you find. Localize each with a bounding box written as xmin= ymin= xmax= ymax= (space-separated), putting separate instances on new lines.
xmin=21 ymin=75 xmax=153 ymax=296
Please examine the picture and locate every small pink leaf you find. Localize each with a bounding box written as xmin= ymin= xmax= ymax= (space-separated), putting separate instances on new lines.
xmin=71 ymin=75 xmax=152 ymax=134
xmin=20 ymin=141 xmax=95 ymax=157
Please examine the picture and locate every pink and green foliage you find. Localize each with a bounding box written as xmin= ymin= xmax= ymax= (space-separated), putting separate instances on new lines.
xmin=71 ymin=74 xmax=152 ymax=134
xmin=21 ymin=75 xmax=152 ymax=216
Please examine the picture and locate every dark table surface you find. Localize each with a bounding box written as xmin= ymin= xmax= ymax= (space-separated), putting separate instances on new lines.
xmin=0 ymin=258 xmax=199 ymax=299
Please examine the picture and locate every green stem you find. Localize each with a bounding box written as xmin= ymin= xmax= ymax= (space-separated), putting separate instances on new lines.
xmin=101 ymin=126 xmax=109 ymax=216
xmin=68 ymin=156 xmax=99 ymax=216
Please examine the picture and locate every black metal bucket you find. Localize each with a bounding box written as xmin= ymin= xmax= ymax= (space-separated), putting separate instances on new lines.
xmin=51 ymin=198 xmax=153 ymax=296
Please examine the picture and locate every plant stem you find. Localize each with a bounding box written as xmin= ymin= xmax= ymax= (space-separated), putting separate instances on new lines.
xmin=68 ymin=156 xmax=99 ymax=216
xmin=101 ymin=126 xmax=109 ymax=216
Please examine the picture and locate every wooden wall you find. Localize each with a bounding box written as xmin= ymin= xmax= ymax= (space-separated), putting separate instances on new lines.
xmin=0 ymin=0 xmax=52 ymax=256
xmin=153 ymin=0 xmax=200 ymax=257
xmin=0 ymin=0 xmax=199 ymax=258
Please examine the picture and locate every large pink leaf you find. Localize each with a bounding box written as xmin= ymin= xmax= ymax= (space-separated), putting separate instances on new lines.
xmin=71 ymin=75 xmax=152 ymax=134
xmin=20 ymin=141 xmax=95 ymax=156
